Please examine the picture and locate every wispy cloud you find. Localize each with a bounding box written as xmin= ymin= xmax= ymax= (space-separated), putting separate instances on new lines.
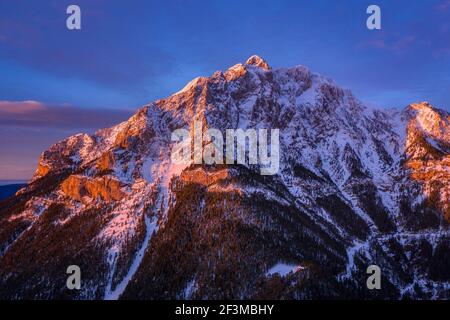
xmin=0 ymin=100 xmax=47 ymax=114
xmin=360 ymin=35 xmax=415 ymax=54
xmin=0 ymin=100 xmax=133 ymax=130
xmin=435 ymin=0 xmax=450 ymax=11
xmin=0 ymin=100 xmax=135 ymax=180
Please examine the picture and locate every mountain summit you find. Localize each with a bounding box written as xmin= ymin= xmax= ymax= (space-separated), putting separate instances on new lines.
xmin=0 ymin=57 xmax=449 ymax=300
xmin=245 ymin=55 xmax=271 ymax=70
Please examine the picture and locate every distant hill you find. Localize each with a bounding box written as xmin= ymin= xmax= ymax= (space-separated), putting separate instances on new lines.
xmin=0 ymin=184 xmax=26 ymax=201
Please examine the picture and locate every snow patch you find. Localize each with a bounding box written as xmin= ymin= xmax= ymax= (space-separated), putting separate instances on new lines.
xmin=104 ymin=215 xmax=158 ymax=300
xmin=266 ymin=263 xmax=304 ymax=277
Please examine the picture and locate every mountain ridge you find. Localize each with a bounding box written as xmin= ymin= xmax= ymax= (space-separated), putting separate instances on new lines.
xmin=0 ymin=55 xmax=449 ymax=299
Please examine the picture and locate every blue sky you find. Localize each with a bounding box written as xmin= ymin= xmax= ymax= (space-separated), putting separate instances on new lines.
xmin=1 ymin=0 xmax=450 ymax=179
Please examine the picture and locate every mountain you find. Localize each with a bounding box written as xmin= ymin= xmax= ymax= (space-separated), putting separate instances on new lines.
xmin=0 ymin=56 xmax=449 ymax=299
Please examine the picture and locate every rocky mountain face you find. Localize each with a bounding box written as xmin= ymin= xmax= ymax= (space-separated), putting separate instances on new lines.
xmin=0 ymin=56 xmax=449 ymax=299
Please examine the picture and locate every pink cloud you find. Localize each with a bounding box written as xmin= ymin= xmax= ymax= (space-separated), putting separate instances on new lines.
xmin=0 ymin=100 xmax=133 ymax=130
xmin=0 ymin=19 xmax=40 ymax=48
xmin=0 ymin=100 xmax=134 ymax=180
xmin=0 ymin=100 xmax=47 ymax=114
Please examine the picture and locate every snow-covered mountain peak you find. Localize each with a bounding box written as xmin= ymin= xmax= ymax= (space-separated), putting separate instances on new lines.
xmin=1 ymin=57 xmax=449 ymax=300
xmin=245 ymin=55 xmax=271 ymax=70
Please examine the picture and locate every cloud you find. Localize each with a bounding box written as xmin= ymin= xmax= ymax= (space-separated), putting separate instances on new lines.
xmin=360 ymin=35 xmax=415 ymax=54
xmin=0 ymin=125 xmax=76 ymax=180
xmin=435 ymin=0 xmax=450 ymax=11
xmin=0 ymin=100 xmax=135 ymax=180
xmin=0 ymin=100 xmax=47 ymax=114
xmin=0 ymin=100 xmax=134 ymax=130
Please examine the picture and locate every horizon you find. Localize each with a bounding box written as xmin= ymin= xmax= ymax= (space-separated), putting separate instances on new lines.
xmin=1 ymin=0 xmax=450 ymax=180
xmin=0 ymin=179 xmax=28 ymax=186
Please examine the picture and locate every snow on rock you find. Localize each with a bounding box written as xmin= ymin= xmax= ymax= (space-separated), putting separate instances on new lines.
xmin=266 ymin=263 xmax=305 ymax=277
xmin=2 ymin=55 xmax=449 ymax=300
xmin=104 ymin=215 xmax=158 ymax=300
xmin=245 ymin=55 xmax=271 ymax=70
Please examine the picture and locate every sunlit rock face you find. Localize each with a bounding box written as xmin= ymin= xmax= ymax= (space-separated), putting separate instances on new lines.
xmin=61 ymin=175 xmax=125 ymax=203
xmin=0 ymin=56 xmax=449 ymax=300
xmin=404 ymin=103 xmax=450 ymax=220
xmin=246 ymin=55 xmax=271 ymax=70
